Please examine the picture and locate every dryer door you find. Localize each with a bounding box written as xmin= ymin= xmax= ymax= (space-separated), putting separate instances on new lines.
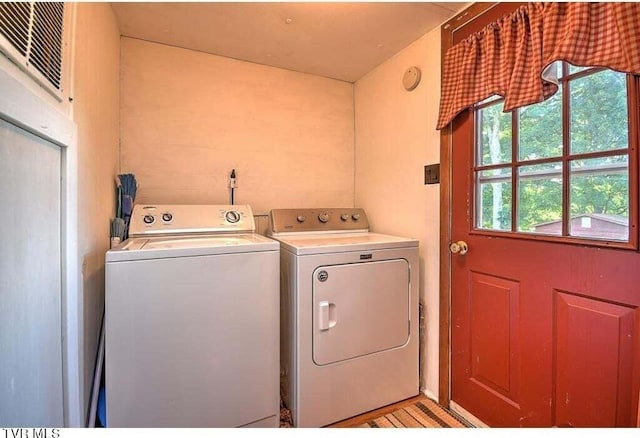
xmin=312 ymin=259 xmax=410 ymax=365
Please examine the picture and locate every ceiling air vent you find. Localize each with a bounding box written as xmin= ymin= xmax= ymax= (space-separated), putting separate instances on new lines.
xmin=0 ymin=2 xmax=65 ymax=97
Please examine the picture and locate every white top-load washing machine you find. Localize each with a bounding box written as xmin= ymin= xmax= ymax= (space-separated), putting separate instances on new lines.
xmin=267 ymin=208 xmax=419 ymax=427
xmin=105 ymin=204 xmax=279 ymax=427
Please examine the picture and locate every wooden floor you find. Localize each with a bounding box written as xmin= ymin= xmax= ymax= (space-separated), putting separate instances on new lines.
xmin=328 ymin=394 xmax=429 ymax=428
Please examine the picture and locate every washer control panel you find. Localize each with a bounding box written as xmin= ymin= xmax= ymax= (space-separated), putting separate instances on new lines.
xmin=129 ymin=204 xmax=255 ymax=237
xmin=269 ymin=208 xmax=369 ymax=234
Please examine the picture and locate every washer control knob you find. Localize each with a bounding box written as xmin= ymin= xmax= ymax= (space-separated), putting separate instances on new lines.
xmin=161 ymin=213 xmax=173 ymax=222
xmin=143 ymin=214 xmax=155 ymax=224
xmin=318 ymin=212 xmax=330 ymax=223
xmin=225 ymin=210 xmax=241 ymax=224
xmin=296 ymin=215 xmax=306 ymax=223
xmin=340 ymin=214 xmax=349 ymax=222
xmin=352 ymin=213 xmax=360 ymax=221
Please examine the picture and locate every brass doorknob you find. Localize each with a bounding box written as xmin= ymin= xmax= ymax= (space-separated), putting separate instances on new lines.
xmin=449 ymin=240 xmax=469 ymax=255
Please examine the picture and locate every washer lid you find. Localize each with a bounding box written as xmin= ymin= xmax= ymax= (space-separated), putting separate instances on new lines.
xmin=270 ymin=232 xmax=418 ymax=255
xmin=106 ymin=233 xmax=278 ymax=262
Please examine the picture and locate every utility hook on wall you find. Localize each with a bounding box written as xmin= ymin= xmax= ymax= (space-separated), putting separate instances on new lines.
xmin=229 ymin=169 xmax=237 ymax=205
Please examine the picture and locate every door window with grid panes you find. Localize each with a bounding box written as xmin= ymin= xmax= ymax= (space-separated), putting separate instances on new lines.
xmin=474 ymin=62 xmax=634 ymax=244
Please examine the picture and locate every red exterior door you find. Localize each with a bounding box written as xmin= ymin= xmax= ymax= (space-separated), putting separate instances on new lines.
xmin=451 ymin=110 xmax=640 ymax=426
xmin=449 ymin=84 xmax=640 ymax=429
xmin=447 ymin=5 xmax=640 ymax=427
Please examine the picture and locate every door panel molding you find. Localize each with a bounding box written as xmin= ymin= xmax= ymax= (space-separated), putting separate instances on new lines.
xmin=469 ymin=272 xmax=520 ymax=403
xmin=451 ymin=269 xmax=523 ymax=425
xmin=554 ymin=291 xmax=637 ymax=427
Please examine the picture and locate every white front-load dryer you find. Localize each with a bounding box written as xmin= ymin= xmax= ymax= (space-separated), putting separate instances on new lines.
xmin=105 ymin=204 xmax=279 ymax=427
xmin=268 ymin=208 xmax=419 ymax=427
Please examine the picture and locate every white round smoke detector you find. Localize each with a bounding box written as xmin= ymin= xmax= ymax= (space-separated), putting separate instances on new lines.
xmin=403 ymin=66 xmax=421 ymax=91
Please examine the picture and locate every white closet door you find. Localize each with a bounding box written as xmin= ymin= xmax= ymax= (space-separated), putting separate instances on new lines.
xmin=0 ymin=117 xmax=63 ymax=426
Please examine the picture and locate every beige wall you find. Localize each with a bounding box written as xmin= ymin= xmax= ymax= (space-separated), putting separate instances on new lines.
xmin=120 ymin=38 xmax=354 ymax=214
xmin=72 ymin=2 xmax=120 ymax=422
xmin=355 ymin=29 xmax=441 ymax=400
xmin=119 ymin=20 xmax=443 ymax=404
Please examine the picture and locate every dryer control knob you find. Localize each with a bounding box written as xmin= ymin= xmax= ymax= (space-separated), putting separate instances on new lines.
xmin=143 ymin=214 xmax=155 ymax=224
xmin=296 ymin=215 xmax=306 ymax=223
xmin=161 ymin=213 xmax=173 ymax=222
xmin=318 ymin=212 xmax=330 ymax=223
xmin=352 ymin=213 xmax=360 ymax=221
xmin=340 ymin=214 xmax=349 ymax=221
xmin=225 ymin=210 xmax=241 ymax=223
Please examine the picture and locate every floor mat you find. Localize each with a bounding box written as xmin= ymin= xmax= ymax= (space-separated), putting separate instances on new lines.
xmin=358 ymin=399 xmax=470 ymax=428
xmin=279 ymin=398 xmax=471 ymax=428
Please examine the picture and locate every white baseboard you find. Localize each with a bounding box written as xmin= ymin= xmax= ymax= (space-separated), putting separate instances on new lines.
xmin=422 ymin=388 xmax=438 ymax=403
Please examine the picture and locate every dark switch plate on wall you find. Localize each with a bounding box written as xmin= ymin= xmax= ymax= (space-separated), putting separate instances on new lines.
xmin=424 ymin=163 xmax=440 ymax=184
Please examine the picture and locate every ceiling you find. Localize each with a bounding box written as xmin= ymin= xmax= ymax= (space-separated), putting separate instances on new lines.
xmin=111 ymin=2 xmax=468 ymax=83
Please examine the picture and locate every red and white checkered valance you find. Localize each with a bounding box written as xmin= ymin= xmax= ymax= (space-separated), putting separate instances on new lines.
xmin=437 ymin=2 xmax=640 ymax=130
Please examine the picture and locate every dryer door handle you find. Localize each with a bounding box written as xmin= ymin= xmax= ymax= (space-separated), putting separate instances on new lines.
xmin=318 ymin=301 xmax=337 ymax=331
